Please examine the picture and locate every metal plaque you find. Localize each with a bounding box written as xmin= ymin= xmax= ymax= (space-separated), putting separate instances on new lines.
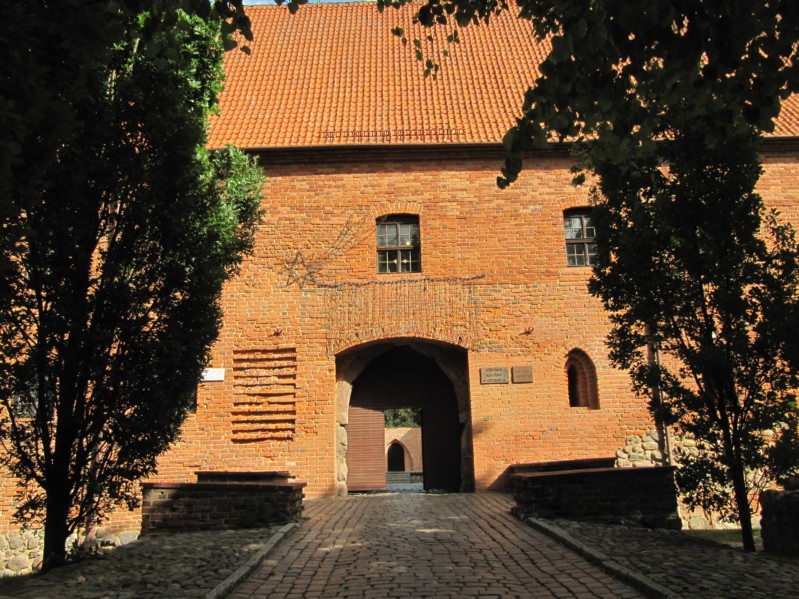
xmin=480 ymin=367 xmax=509 ymax=384
xmin=512 ymin=366 xmax=533 ymax=384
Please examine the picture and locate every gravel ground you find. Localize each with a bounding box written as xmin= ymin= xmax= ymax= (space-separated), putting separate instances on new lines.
xmin=544 ymin=518 xmax=799 ymax=599
xmin=0 ymin=526 xmax=281 ymax=599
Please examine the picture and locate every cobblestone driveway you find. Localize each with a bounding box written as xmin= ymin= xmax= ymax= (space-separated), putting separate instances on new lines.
xmin=229 ymin=492 xmax=644 ymax=599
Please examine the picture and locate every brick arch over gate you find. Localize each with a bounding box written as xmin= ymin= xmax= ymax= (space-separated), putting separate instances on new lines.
xmin=335 ymin=339 xmax=474 ymax=495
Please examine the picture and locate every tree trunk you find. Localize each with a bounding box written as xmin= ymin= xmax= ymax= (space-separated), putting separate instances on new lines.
xmin=645 ymin=332 xmax=673 ymax=465
xmin=42 ymin=358 xmax=79 ymax=571
xmin=41 ymin=481 xmax=71 ymax=571
xmin=730 ymin=460 xmax=756 ymax=552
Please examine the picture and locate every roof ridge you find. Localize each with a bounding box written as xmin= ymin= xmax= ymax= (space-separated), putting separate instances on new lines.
xmin=244 ymin=3 xmax=402 ymax=10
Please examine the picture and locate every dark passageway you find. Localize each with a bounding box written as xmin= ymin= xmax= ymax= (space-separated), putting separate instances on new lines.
xmin=347 ymin=347 xmax=462 ymax=492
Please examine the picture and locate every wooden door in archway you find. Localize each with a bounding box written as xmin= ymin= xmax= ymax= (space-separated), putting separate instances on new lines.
xmin=347 ymin=404 xmax=387 ymax=491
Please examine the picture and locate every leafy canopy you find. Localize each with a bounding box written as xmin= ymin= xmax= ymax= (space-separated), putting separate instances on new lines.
xmin=388 ymin=0 xmax=799 ymax=550
xmin=0 ymin=1 xmax=253 ymax=284
xmin=385 ymin=408 xmax=422 ymax=428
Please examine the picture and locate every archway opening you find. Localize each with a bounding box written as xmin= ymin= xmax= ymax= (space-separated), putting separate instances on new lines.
xmin=387 ymin=442 xmax=406 ymax=472
xmin=338 ymin=341 xmax=472 ymax=493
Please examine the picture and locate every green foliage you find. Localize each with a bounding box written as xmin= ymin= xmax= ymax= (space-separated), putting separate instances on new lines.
xmin=0 ymin=6 xmax=262 ymax=568
xmin=0 ymin=2 xmax=253 ymax=269
xmin=589 ymin=121 xmax=799 ymax=531
xmin=385 ymin=408 xmax=422 ymax=428
xmin=399 ymin=1 xmax=799 ymax=184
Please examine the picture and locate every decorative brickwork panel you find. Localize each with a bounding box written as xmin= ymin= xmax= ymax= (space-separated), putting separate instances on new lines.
xmin=232 ymin=348 xmax=298 ymax=442
xmin=324 ymin=276 xmax=482 ymax=354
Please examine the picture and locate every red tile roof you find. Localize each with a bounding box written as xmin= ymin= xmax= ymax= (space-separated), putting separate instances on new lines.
xmin=208 ymin=3 xmax=799 ymax=150
xmin=775 ymin=96 xmax=799 ymax=137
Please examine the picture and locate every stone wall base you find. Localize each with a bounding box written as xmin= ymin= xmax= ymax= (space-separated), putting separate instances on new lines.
xmin=140 ymin=480 xmax=305 ymax=535
xmin=0 ymin=526 xmax=139 ymax=578
xmin=761 ymin=488 xmax=799 ymax=555
xmin=511 ymin=463 xmax=681 ymax=530
xmin=0 ymin=529 xmax=42 ymax=577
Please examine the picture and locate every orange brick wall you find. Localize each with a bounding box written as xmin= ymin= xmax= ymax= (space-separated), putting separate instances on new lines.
xmin=154 ymin=150 xmax=651 ymax=496
xmin=3 ymin=147 xmax=799 ymax=535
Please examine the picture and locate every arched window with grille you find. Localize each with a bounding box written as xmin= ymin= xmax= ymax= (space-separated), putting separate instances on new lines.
xmin=565 ymin=349 xmax=600 ymax=409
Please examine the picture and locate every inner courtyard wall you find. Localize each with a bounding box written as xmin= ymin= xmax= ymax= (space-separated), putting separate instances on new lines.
xmin=386 ymin=427 xmax=423 ymax=472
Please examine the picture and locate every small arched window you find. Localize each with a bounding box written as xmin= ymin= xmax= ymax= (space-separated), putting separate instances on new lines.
xmin=565 ymin=349 xmax=599 ymax=409
xmin=567 ymin=364 xmax=580 ymax=407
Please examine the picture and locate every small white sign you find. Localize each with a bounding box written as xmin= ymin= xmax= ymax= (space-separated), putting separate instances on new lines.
xmin=201 ymin=368 xmax=225 ymax=382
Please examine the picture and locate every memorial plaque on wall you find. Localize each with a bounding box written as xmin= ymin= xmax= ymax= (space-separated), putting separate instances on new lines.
xmin=512 ymin=366 xmax=533 ymax=384
xmin=480 ymin=367 xmax=509 ymax=384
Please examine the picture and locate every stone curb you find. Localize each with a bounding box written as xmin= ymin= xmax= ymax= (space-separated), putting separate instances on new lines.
xmin=205 ymin=522 xmax=298 ymax=599
xmin=525 ymin=518 xmax=678 ymax=599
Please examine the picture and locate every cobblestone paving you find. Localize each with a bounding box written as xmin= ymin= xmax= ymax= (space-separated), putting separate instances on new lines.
xmin=4 ymin=492 xmax=798 ymax=599
xmin=548 ymin=518 xmax=799 ymax=599
xmin=229 ymin=492 xmax=644 ymax=599
xmin=0 ymin=526 xmax=281 ymax=599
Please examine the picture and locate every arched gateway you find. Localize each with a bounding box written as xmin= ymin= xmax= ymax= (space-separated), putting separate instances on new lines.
xmin=386 ymin=442 xmax=407 ymax=472
xmin=335 ymin=339 xmax=474 ymax=494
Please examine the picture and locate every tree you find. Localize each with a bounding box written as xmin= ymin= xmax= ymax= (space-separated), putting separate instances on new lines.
xmin=0 ymin=1 xmax=254 ymax=283
xmin=0 ymin=9 xmax=263 ymax=569
xmin=589 ymin=117 xmax=799 ymax=552
xmin=385 ymin=408 xmax=422 ymax=428
xmin=386 ymin=0 xmax=799 ymax=549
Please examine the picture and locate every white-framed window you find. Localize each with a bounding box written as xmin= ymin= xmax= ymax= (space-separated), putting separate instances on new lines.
xmin=564 ymin=209 xmax=596 ymax=267
xmin=377 ymin=215 xmax=421 ymax=274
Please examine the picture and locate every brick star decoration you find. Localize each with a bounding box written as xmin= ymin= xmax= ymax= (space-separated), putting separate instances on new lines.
xmin=280 ymin=216 xmax=371 ymax=289
xmin=281 ymin=250 xmax=321 ymax=289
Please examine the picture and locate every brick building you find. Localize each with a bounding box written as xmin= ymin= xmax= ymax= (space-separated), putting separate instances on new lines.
xmin=165 ymin=4 xmax=650 ymax=497
xmin=3 ymin=3 xmax=799 ymax=549
xmin=160 ymin=4 xmax=799 ymax=498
